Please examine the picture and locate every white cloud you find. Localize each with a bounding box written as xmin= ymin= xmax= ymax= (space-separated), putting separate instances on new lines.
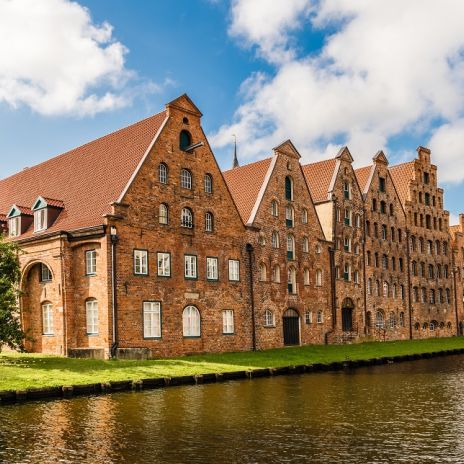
xmin=0 ymin=0 xmax=155 ymax=116
xmin=212 ymin=0 xmax=464 ymax=181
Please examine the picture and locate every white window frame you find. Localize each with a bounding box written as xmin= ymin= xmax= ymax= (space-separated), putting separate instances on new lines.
xmin=204 ymin=174 xmax=213 ymax=193
xmin=134 ymin=249 xmax=148 ymax=275
xmin=206 ymin=257 xmax=219 ymax=280
xmin=317 ymin=310 xmax=323 ymax=324
xmin=222 ymin=309 xmax=234 ymax=334
xmin=159 ymin=163 xmax=168 ymax=184
xmin=302 ymin=208 xmax=308 ymax=224
xmin=42 ymin=303 xmax=53 ymax=335
xmin=315 ymin=269 xmax=322 ymax=287
xmin=305 ymin=310 xmax=312 ymax=324
xmin=85 ymin=250 xmax=97 ymax=276
xmin=181 ymin=208 xmax=193 ymax=228
xmin=183 ymin=305 xmax=200 ymax=337
xmin=271 ymin=200 xmax=279 ymax=217
xmin=34 ymin=208 xmax=47 ymax=232
xmin=159 ymin=203 xmax=169 ymax=225
xmin=184 ymin=255 xmax=197 ymax=279
xmin=264 ymin=310 xmax=275 ymax=327
xmin=9 ymin=216 xmax=20 ymax=237
xmin=41 ymin=264 xmax=52 ymax=282
xmin=143 ymin=301 xmax=161 ymax=338
xmin=180 ymin=169 xmax=192 ymax=189
xmin=228 ymin=259 xmax=240 ymax=281
xmin=157 ymin=252 xmax=171 ymax=277
xmin=272 ymin=265 xmax=281 ymax=283
xmin=86 ymin=299 xmax=99 ymax=335
xmin=205 ymin=212 xmax=214 ymax=232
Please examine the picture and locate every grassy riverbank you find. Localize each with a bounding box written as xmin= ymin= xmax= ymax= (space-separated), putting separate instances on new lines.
xmin=1 ymin=337 xmax=464 ymax=391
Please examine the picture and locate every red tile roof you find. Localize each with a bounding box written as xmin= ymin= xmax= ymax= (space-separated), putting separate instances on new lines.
xmin=389 ymin=161 xmax=415 ymax=206
xmin=0 ymin=111 xmax=167 ymax=238
xmin=223 ymin=157 xmax=273 ymax=224
xmin=302 ymin=158 xmax=337 ymax=203
xmin=42 ymin=197 xmax=65 ymax=209
xmin=354 ymin=166 xmax=373 ymax=193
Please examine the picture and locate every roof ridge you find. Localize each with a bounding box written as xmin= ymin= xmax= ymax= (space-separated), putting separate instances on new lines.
xmin=223 ymin=156 xmax=273 ymax=175
xmin=302 ymin=157 xmax=335 ymax=168
xmin=389 ymin=160 xmax=415 ymax=170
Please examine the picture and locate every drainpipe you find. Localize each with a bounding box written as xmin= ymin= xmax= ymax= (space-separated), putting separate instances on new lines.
xmin=406 ymin=228 xmax=413 ymax=339
xmin=110 ymin=227 xmax=119 ymax=358
xmin=60 ymin=234 xmax=68 ymax=356
xmin=246 ymin=243 xmax=257 ymax=351
xmin=452 ymin=250 xmax=460 ymax=336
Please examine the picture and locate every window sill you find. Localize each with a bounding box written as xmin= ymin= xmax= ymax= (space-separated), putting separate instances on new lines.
xmin=222 ymin=332 xmax=235 ymax=336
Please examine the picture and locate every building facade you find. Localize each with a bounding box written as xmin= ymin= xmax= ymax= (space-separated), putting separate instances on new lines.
xmin=451 ymin=215 xmax=464 ymax=333
xmin=0 ymin=94 xmax=462 ymax=358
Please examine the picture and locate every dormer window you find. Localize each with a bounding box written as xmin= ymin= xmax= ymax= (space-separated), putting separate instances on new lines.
xmin=9 ymin=216 xmax=20 ymax=237
xmin=34 ymin=208 xmax=47 ymax=232
xmin=6 ymin=204 xmax=32 ymax=237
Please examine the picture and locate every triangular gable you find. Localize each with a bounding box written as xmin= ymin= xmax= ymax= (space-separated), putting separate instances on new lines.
xmin=373 ymin=150 xmax=389 ymax=165
xmin=32 ymin=196 xmax=47 ymax=211
xmin=336 ymin=146 xmax=354 ymax=163
xmin=166 ymin=93 xmax=203 ymax=117
xmin=7 ymin=204 xmax=32 ymax=218
xmin=273 ymin=139 xmax=301 ymax=159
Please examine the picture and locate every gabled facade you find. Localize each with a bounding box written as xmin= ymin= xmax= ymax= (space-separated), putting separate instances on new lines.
xmin=355 ymin=151 xmax=409 ymax=340
xmin=451 ymin=215 xmax=464 ymax=333
xmin=224 ymin=140 xmax=331 ymax=349
xmin=303 ymin=148 xmax=365 ymax=342
xmin=390 ymin=147 xmax=455 ymax=337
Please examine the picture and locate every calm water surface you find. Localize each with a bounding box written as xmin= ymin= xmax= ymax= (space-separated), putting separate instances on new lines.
xmin=1 ymin=356 xmax=464 ymax=463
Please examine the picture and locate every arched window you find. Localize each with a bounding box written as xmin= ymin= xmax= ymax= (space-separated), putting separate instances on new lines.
xmin=315 ymin=244 xmax=322 ymax=254
xmin=204 ymin=174 xmax=213 ymax=193
xmin=285 ymin=176 xmax=293 ymax=200
xmin=383 ymin=281 xmax=389 ymax=298
xmin=205 ymin=212 xmax=214 ymax=232
xmin=42 ymin=302 xmax=53 ymax=335
xmin=287 ymin=234 xmax=295 ymax=260
xmin=272 ymin=265 xmax=281 ymax=283
xmin=264 ymin=309 xmax=275 ymax=327
xmin=180 ymin=169 xmax=192 ymax=189
xmin=389 ymin=312 xmax=396 ymax=329
xmin=259 ymin=263 xmax=267 ymax=281
xmin=375 ymin=311 xmax=384 ymax=329
xmin=317 ymin=310 xmax=324 ymax=324
xmin=302 ymin=237 xmax=309 ymax=253
xmin=272 ymin=231 xmax=279 ymax=248
xmin=304 ymin=268 xmax=310 ymax=286
xmin=288 ymin=267 xmax=297 ymax=294
xmin=315 ymin=269 xmax=322 ymax=286
xmin=183 ymin=305 xmax=200 ymax=337
xmin=159 ymin=163 xmax=168 ymax=184
xmin=302 ymin=208 xmax=308 ymax=224
xmin=159 ymin=203 xmax=169 ymax=225
xmin=421 ymin=287 xmax=427 ymax=303
xmin=271 ymin=200 xmax=279 ymax=217
xmin=392 ymin=284 xmax=397 ymax=299
xmin=355 ymin=214 xmax=361 ymax=228
xmin=40 ymin=264 xmax=52 ymax=282
xmin=414 ymin=322 xmax=420 ymax=331
xmin=399 ymin=312 xmax=405 ymax=327
xmin=446 ymin=288 xmax=451 ymax=304
xmin=86 ymin=299 xmax=98 ymax=335
xmin=367 ymin=278 xmax=372 ymax=295
xmin=285 ymin=205 xmax=294 ymax=227
xmin=375 ymin=280 xmax=380 ymax=297
xmin=181 ymin=207 xmax=193 ymax=228
xmin=179 ymin=130 xmax=192 ymax=151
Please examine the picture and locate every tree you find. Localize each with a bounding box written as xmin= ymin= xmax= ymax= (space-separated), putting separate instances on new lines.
xmin=0 ymin=238 xmax=24 ymax=352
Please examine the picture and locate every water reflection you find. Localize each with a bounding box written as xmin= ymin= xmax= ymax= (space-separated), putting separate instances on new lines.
xmin=1 ymin=356 xmax=464 ymax=463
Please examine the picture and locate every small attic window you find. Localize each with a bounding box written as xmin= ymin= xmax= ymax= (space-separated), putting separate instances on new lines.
xmin=34 ymin=208 xmax=47 ymax=232
xmin=183 ymin=117 xmax=189 ymax=125
xmin=180 ymin=130 xmax=192 ymax=151
xmin=9 ymin=217 xmax=20 ymax=237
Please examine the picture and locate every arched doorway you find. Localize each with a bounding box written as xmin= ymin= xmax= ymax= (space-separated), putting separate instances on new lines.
xmin=341 ymin=298 xmax=355 ymax=332
xmin=283 ymin=309 xmax=300 ymax=346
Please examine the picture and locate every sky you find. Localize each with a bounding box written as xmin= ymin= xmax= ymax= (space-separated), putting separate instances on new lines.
xmin=0 ymin=0 xmax=463 ymax=223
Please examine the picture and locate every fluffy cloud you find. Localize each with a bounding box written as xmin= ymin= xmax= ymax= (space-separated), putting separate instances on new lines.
xmin=0 ymin=0 xmax=153 ymax=116
xmin=212 ymin=0 xmax=464 ymax=182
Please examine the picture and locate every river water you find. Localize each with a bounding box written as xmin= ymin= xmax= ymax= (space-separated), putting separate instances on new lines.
xmin=1 ymin=356 xmax=464 ymax=463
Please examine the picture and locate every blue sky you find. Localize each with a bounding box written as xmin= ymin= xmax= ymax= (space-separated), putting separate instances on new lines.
xmin=0 ymin=0 xmax=463 ymax=221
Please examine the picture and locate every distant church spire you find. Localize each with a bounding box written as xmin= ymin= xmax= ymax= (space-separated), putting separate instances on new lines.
xmin=232 ymin=134 xmax=239 ymax=169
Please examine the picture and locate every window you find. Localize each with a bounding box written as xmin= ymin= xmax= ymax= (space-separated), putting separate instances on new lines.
xmin=181 ymin=207 xmax=193 ymax=228
xmin=383 ymin=281 xmax=389 ymax=298
xmin=303 ymin=237 xmax=309 ymax=253
xmin=381 ymin=224 xmax=387 ymax=240
xmin=86 ymin=299 xmax=99 ymax=335
xmin=259 ymin=263 xmax=267 ymax=281
xmin=205 ymin=212 xmax=214 ymax=232
xmin=285 ymin=176 xmax=293 ymax=200
xmin=180 ymin=169 xmax=192 ymax=189
xmin=343 ymin=263 xmax=351 ymax=281
xmin=372 ymin=199 xmax=377 ymax=211
xmin=134 ymin=250 xmax=148 ymax=275
xmin=354 ymin=270 xmax=359 ymax=284
xmin=285 ymin=205 xmax=294 ymax=227
xmin=9 ymin=217 xmax=20 ymax=237
xmin=316 ymin=269 xmax=322 ymax=287
xmin=344 ymin=236 xmax=351 ymax=252
xmin=430 ymin=289 xmax=435 ymax=304
xmin=205 ymin=257 xmax=218 ymax=281
xmin=42 ymin=302 xmax=53 ymax=335
xmin=379 ymin=177 xmax=386 ymax=192
xmin=40 ymin=264 xmax=52 ymax=282
xmin=317 ymin=310 xmax=323 ymax=324
xmin=399 ymin=312 xmax=405 ymax=327
xmin=355 ymin=214 xmax=361 ymax=228
xmin=302 ymin=208 xmax=308 ymax=224
xmin=183 ymin=305 xmax=200 ymax=337
xmin=424 ymin=172 xmax=430 ymax=184
xmin=157 ymin=252 xmax=171 ymax=277
xmin=304 ymin=268 xmax=310 ymax=285
xmin=272 ymin=265 xmax=281 ymax=283
xmin=184 ymin=255 xmax=197 ymax=279
xmin=34 ymin=208 xmax=47 ymax=232
xmin=305 ymin=310 xmax=312 ymax=324
xmin=375 ymin=311 xmax=384 ymax=329
xmin=272 ymin=231 xmax=280 ymax=249
xmin=85 ymin=250 xmax=97 ymax=276
xmin=380 ymin=201 xmax=386 ymax=214
xmin=271 ymin=200 xmax=279 ymax=217
xmin=180 ymin=130 xmax=192 ymax=151
xmin=343 ymin=181 xmax=351 ymax=199
xmin=222 ymin=310 xmax=234 ymax=334
xmin=288 ymin=267 xmax=297 ymax=294
xmin=344 ymin=208 xmax=351 ymax=226
xmin=287 ymin=234 xmax=295 ymax=260
xmin=264 ymin=310 xmax=275 ymax=327
xmin=159 ymin=163 xmax=168 ymax=184
xmin=425 ymin=192 xmax=430 ymax=206
xmin=159 ymin=203 xmax=169 ymax=225
xmin=229 ymin=259 xmax=240 ymax=281
xmin=389 ymin=312 xmax=396 ymax=329
xmin=204 ymin=174 xmax=213 ymax=193
xmin=143 ymin=302 xmax=161 ymax=338
xmin=367 ymin=279 xmax=372 ymax=295
xmin=316 ymin=244 xmax=322 ymax=254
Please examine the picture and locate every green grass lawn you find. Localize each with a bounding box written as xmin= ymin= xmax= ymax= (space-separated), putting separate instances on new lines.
xmin=1 ymin=337 xmax=464 ymax=391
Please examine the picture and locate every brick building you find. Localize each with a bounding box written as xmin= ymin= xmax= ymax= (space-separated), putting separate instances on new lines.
xmin=0 ymin=94 xmax=462 ymax=358
xmin=451 ymin=214 xmax=464 ymax=332
xmin=355 ymin=151 xmax=409 ymax=341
